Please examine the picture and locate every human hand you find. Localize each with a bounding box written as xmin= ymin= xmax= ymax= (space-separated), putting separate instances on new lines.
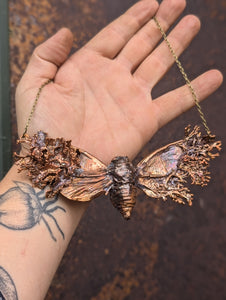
xmin=15 ymin=0 xmax=223 ymax=164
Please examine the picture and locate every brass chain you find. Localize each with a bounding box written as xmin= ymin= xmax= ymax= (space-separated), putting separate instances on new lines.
xmin=22 ymin=78 xmax=52 ymax=137
xmin=22 ymin=18 xmax=211 ymax=137
xmin=153 ymin=16 xmax=211 ymax=135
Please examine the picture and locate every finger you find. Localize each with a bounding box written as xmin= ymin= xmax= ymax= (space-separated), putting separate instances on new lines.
xmin=116 ymin=0 xmax=186 ymax=70
xmin=134 ymin=15 xmax=201 ymax=88
xmin=21 ymin=28 xmax=73 ymax=82
xmin=153 ymin=70 xmax=223 ymax=129
xmin=85 ymin=0 xmax=159 ymax=58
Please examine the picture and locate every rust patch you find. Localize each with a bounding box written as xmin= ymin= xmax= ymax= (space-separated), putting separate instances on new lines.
xmin=91 ymin=242 xmax=159 ymax=300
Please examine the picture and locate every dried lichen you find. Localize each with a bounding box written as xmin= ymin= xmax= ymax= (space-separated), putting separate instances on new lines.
xmin=15 ymin=131 xmax=80 ymax=197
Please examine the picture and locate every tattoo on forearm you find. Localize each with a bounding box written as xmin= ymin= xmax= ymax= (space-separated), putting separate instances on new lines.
xmin=0 ymin=181 xmax=66 ymax=241
xmin=0 ymin=266 xmax=18 ymax=300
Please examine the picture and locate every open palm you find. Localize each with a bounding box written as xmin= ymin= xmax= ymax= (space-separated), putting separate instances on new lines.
xmin=16 ymin=0 xmax=222 ymax=164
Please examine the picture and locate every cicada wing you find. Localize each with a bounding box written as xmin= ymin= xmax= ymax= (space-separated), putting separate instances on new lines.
xmin=15 ymin=132 xmax=113 ymax=201
xmin=135 ymin=126 xmax=222 ymax=205
xmin=61 ymin=150 xmax=112 ymax=201
xmin=136 ymin=141 xmax=184 ymax=177
xmin=135 ymin=141 xmax=193 ymax=204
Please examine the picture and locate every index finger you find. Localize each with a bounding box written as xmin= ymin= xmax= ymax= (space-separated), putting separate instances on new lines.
xmin=85 ymin=0 xmax=159 ymax=58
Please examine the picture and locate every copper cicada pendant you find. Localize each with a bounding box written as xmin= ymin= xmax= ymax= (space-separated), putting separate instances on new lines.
xmin=15 ymin=126 xmax=221 ymax=219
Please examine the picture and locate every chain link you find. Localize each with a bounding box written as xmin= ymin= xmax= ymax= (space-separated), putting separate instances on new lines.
xmin=153 ymin=16 xmax=211 ymax=135
xmin=22 ymin=79 xmax=52 ymax=137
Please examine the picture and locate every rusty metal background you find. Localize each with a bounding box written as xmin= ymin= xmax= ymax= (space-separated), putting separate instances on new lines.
xmin=9 ymin=0 xmax=226 ymax=299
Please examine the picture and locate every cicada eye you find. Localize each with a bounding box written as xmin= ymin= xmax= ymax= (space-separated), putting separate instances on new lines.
xmin=108 ymin=156 xmax=134 ymax=181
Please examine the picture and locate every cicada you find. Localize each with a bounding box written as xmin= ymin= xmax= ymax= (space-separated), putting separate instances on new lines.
xmin=15 ymin=126 xmax=221 ymax=220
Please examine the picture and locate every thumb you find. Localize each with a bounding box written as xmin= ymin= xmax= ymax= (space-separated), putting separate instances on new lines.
xmin=21 ymin=28 xmax=73 ymax=82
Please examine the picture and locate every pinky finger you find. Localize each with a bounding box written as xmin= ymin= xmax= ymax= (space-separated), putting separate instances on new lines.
xmin=153 ymin=69 xmax=223 ymax=129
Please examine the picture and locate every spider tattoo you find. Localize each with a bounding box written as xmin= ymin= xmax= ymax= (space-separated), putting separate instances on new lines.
xmin=0 ymin=181 xmax=66 ymax=241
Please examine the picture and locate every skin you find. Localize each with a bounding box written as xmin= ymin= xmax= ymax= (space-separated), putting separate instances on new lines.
xmin=0 ymin=0 xmax=223 ymax=299
xmin=16 ymin=0 xmax=222 ymax=164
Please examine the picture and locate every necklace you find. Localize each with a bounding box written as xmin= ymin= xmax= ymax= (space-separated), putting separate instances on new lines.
xmin=15 ymin=17 xmax=221 ymax=220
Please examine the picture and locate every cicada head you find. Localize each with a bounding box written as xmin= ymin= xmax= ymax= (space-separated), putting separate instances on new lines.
xmin=108 ymin=156 xmax=136 ymax=220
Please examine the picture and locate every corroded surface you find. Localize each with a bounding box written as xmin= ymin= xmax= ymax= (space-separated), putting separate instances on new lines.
xmin=9 ymin=0 xmax=226 ymax=299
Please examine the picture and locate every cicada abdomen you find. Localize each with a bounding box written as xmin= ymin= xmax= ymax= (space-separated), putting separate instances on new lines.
xmin=107 ymin=156 xmax=136 ymax=220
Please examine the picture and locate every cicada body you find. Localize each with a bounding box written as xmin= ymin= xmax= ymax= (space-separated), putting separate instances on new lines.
xmin=15 ymin=126 xmax=221 ymax=220
xmin=107 ymin=156 xmax=136 ymax=220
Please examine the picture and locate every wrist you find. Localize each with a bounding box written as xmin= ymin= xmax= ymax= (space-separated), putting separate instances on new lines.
xmin=0 ymin=164 xmax=88 ymax=235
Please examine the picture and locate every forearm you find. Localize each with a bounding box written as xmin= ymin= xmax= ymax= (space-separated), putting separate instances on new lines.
xmin=0 ymin=164 xmax=88 ymax=300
